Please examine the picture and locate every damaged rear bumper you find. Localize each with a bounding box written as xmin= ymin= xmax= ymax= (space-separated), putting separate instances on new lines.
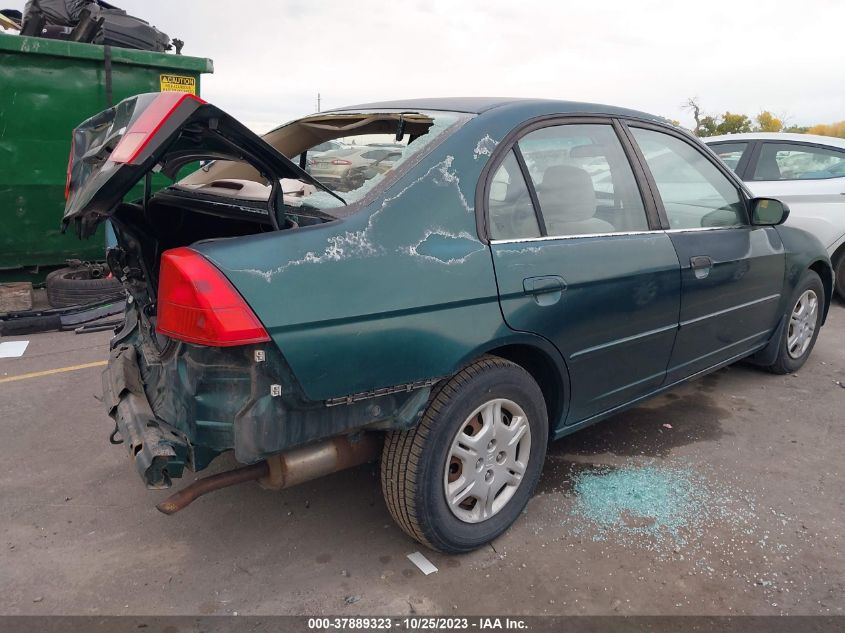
xmin=102 ymin=344 xmax=188 ymax=488
xmin=103 ymin=314 xmax=436 ymax=490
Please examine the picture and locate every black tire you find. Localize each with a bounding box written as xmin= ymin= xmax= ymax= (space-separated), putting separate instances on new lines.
xmin=765 ymin=270 xmax=825 ymax=374
xmin=834 ymin=252 xmax=845 ymax=301
xmin=381 ymin=356 xmax=548 ymax=553
xmin=46 ymin=266 xmax=123 ymax=308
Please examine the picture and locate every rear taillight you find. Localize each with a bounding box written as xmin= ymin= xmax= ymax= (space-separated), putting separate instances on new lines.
xmin=330 ymin=159 xmax=351 ymax=165
xmin=156 ymin=247 xmax=270 ymax=347
xmin=111 ymin=92 xmax=206 ymax=165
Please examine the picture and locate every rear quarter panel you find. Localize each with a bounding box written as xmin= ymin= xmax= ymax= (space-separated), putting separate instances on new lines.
xmin=195 ymin=113 xmax=542 ymax=402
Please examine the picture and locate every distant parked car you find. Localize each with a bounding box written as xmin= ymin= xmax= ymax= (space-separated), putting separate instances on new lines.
xmin=308 ymin=146 xmax=404 ymax=191
xmin=287 ymin=139 xmax=348 ymax=168
xmin=706 ymin=133 xmax=845 ymax=299
xmin=310 ymin=140 xmax=347 ymax=154
xmin=64 ymin=94 xmax=833 ymax=553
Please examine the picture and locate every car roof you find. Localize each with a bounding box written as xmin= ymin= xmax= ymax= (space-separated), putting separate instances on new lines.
xmin=705 ymin=132 xmax=845 ymax=149
xmin=329 ymin=97 xmax=666 ymax=122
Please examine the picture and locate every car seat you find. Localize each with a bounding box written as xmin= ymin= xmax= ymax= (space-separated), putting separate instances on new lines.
xmin=538 ymin=165 xmax=614 ymax=235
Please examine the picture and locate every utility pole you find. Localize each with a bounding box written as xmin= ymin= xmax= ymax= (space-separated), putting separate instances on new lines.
xmin=316 ymin=92 xmax=321 ymax=113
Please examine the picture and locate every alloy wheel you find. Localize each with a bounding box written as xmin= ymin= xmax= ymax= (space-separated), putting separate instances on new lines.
xmin=787 ymin=289 xmax=818 ymax=359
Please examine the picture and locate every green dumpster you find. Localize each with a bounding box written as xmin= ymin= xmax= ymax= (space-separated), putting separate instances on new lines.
xmin=0 ymin=32 xmax=213 ymax=273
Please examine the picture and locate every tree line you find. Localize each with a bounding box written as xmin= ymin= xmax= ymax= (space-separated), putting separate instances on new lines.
xmin=679 ymin=98 xmax=845 ymax=138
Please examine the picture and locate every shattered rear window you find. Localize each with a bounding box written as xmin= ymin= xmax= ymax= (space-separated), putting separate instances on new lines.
xmin=178 ymin=110 xmax=465 ymax=213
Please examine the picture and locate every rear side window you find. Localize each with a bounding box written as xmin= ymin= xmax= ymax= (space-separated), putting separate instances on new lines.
xmin=516 ymin=124 xmax=649 ymax=235
xmin=631 ymin=127 xmax=745 ymax=230
xmin=753 ymin=143 xmax=845 ymax=180
xmin=709 ymin=142 xmax=748 ymax=172
xmin=488 ymin=151 xmax=541 ymax=240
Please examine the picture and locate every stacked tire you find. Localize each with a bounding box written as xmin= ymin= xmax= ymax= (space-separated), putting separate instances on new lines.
xmin=46 ymin=266 xmax=123 ymax=308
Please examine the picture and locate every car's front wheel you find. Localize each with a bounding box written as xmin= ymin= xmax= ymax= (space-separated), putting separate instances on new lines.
xmin=834 ymin=252 xmax=845 ymax=301
xmin=765 ymin=270 xmax=825 ymax=374
xmin=381 ymin=356 xmax=548 ymax=553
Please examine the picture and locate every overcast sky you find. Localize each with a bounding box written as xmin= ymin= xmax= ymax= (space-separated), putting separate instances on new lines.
xmin=95 ymin=1 xmax=845 ymax=131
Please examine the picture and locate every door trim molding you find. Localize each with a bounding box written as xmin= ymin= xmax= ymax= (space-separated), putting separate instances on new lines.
xmin=570 ymin=322 xmax=679 ymax=359
xmin=679 ymin=293 xmax=781 ymax=328
xmin=490 ymin=230 xmax=658 ymax=244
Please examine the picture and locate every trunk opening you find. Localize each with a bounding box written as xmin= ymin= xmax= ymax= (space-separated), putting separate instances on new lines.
xmin=107 ymin=192 xmax=334 ymax=316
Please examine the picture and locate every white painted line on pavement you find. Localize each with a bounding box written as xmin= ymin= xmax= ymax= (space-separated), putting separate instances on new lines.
xmin=0 ymin=340 xmax=29 ymax=358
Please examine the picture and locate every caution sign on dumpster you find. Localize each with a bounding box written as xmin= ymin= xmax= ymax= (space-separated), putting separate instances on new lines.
xmin=159 ymin=74 xmax=196 ymax=94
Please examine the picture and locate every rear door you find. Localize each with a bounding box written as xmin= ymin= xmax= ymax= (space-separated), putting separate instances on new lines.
xmin=487 ymin=118 xmax=681 ymax=426
xmin=624 ymin=123 xmax=785 ymax=382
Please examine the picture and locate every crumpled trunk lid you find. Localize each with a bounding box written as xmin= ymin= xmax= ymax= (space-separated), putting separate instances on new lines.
xmin=63 ymin=91 xmax=327 ymax=238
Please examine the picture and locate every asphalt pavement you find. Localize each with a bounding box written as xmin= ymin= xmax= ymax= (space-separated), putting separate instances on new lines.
xmin=1 ymin=303 xmax=843 ymax=616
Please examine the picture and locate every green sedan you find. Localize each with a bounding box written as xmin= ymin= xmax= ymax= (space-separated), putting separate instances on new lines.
xmin=63 ymin=94 xmax=834 ymax=553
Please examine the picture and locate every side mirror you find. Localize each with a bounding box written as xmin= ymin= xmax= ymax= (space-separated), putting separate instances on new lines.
xmin=751 ymin=197 xmax=790 ymax=226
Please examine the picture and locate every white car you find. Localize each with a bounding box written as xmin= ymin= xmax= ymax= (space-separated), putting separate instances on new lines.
xmin=705 ymin=133 xmax=845 ymax=298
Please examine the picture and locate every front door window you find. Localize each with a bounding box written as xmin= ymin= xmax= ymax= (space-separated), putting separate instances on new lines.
xmin=630 ymin=127 xmax=745 ymax=230
xmin=753 ymin=143 xmax=845 ymax=180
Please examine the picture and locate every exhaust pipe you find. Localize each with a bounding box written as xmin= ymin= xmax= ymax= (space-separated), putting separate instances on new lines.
xmin=156 ymin=461 xmax=269 ymax=515
xmin=156 ymin=434 xmax=381 ymax=515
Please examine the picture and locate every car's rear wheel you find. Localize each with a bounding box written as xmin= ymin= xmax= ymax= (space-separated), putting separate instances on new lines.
xmin=765 ymin=270 xmax=825 ymax=374
xmin=381 ymin=356 xmax=548 ymax=553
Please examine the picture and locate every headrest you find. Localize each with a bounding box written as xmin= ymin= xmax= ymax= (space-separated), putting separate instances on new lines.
xmin=538 ymin=165 xmax=597 ymax=223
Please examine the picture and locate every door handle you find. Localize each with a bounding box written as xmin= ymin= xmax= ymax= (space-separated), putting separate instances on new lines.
xmin=524 ymin=276 xmax=566 ymax=294
xmin=690 ymin=255 xmax=713 ymax=280
xmin=523 ymin=276 xmax=566 ymax=306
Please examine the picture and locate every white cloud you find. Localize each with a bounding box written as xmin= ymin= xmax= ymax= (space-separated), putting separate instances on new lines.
xmin=104 ymin=0 xmax=845 ymax=130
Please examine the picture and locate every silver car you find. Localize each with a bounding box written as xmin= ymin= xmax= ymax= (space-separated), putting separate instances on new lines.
xmin=706 ymin=133 xmax=845 ymax=298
